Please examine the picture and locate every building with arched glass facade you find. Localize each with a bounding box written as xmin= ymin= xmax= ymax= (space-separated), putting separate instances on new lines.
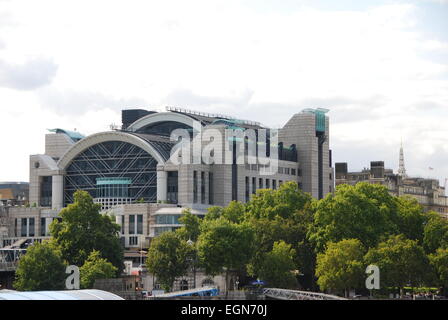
xmin=0 ymin=106 xmax=334 ymax=291
xmin=5 ymin=107 xmax=333 ymax=248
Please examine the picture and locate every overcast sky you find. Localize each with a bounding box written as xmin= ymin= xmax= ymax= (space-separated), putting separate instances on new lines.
xmin=0 ymin=0 xmax=447 ymax=186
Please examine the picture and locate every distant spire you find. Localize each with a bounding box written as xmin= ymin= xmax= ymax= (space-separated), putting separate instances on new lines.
xmin=398 ymin=140 xmax=407 ymax=178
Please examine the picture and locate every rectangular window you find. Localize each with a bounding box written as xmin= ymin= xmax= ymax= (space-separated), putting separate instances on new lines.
xmin=15 ymin=218 xmax=18 ymax=237
xmin=41 ymin=218 xmax=46 ymax=236
xmin=29 ymin=218 xmax=35 ymax=237
xmin=21 ymin=218 xmax=27 ymax=237
xmin=266 ymin=179 xmax=270 ymax=189
xmin=137 ymin=214 xmax=143 ymax=235
xmin=259 ymin=178 xmax=263 ymax=189
xmin=193 ymin=171 xmax=198 ymax=203
xmin=201 ymin=172 xmax=205 ymax=204
xmin=252 ymin=177 xmax=256 ymax=194
xmin=129 ymin=215 xmax=135 ymax=235
xmin=40 ymin=176 xmax=53 ymax=207
xmin=245 ymin=177 xmax=250 ymax=202
xmin=121 ymin=215 xmax=125 ymax=235
xmin=291 ymin=169 xmax=296 ymax=176
xmin=273 ymin=180 xmax=277 ymax=190
xmin=209 ymin=172 xmax=214 ymax=205
xmin=129 ymin=236 xmax=138 ymax=246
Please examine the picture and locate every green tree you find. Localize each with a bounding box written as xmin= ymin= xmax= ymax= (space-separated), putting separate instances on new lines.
xmin=244 ymin=182 xmax=316 ymax=289
xmin=203 ymin=202 xmax=245 ymax=223
xmin=50 ymin=190 xmax=123 ymax=273
xmin=423 ymin=212 xmax=448 ymax=254
xmin=429 ymin=248 xmax=448 ymax=295
xmin=197 ymin=217 xmax=254 ymax=293
xmin=245 ymin=181 xmax=312 ymax=220
xmin=14 ymin=241 xmax=66 ymax=291
xmin=315 ymin=239 xmax=365 ymax=297
xmin=257 ymin=241 xmax=298 ymax=289
xmin=395 ymin=196 xmax=427 ymax=242
xmin=308 ymin=183 xmax=399 ymax=251
xmin=176 ymin=208 xmax=202 ymax=242
xmin=365 ymin=234 xmax=433 ymax=295
xmin=203 ymin=206 xmax=224 ymax=221
xmin=146 ymin=232 xmax=191 ymax=291
xmin=79 ymin=250 xmax=118 ymax=289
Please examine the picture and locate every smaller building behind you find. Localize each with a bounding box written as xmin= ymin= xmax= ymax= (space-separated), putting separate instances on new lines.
xmin=335 ymin=161 xmax=448 ymax=217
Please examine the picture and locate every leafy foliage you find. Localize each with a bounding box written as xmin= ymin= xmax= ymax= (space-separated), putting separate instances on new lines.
xmin=50 ymin=190 xmax=123 ymax=273
xmin=315 ymin=239 xmax=365 ymax=294
xmin=79 ymin=250 xmax=118 ymax=289
xmin=394 ymin=196 xmax=428 ymax=242
xmin=146 ymin=232 xmax=192 ymax=291
xmin=429 ymin=248 xmax=448 ymax=291
xmin=197 ymin=218 xmax=254 ymax=276
xmin=177 ymin=208 xmax=202 ymax=242
xmin=364 ymin=235 xmax=433 ymax=289
xmin=423 ymin=212 xmax=448 ymax=254
xmin=308 ymin=183 xmax=399 ymax=251
xmin=14 ymin=241 xmax=66 ymax=291
xmin=257 ymin=241 xmax=298 ymax=289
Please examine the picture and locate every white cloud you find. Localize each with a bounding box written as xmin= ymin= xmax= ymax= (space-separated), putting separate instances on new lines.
xmin=0 ymin=0 xmax=447 ymax=184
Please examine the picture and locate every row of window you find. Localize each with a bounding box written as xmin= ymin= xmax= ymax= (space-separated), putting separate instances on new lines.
xmin=193 ymin=171 xmax=214 ymax=204
xmin=245 ymin=164 xmax=299 ymax=176
xmin=120 ymin=214 xmax=143 ymax=235
xmin=15 ymin=217 xmax=60 ymax=237
xmin=245 ymin=177 xmax=285 ymax=202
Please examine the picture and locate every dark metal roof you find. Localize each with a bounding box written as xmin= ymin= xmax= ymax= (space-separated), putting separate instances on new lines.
xmin=130 ymin=133 xmax=174 ymax=161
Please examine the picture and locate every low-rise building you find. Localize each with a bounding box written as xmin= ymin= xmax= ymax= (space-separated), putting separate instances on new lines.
xmin=335 ymin=160 xmax=448 ymax=217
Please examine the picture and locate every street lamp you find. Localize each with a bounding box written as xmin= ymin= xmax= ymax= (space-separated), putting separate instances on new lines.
xmin=187 ymin=239 xmax=197 ymax=289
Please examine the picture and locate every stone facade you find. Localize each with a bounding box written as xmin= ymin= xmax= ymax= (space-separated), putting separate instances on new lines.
xmin=335 ymin=161 xmax=448 ymax=217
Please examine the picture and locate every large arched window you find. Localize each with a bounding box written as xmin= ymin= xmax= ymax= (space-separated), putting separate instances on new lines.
xmin=64 ymin=140 xmax=157 ymax=208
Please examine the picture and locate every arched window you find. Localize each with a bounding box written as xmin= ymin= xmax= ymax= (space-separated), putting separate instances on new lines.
xmin=64 ymin=141 xmax=157 ymax=208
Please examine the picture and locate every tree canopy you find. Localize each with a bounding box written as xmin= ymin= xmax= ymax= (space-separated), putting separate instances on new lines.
xmin=146 ymin=231 xmax=192 ymax=291
xmin=315 ymin=239 xmax=365 ymax=295
xmin=257 ymin=241 xmax=298 ymax=289
xmin=423 ymin=212 xmax=448 ymax=254
xmin=364 ymin=234 xmax=432 ymax=290
xmin=50 ymin=190 xmax=123 ymax=273
xmin=79 ymin=250 xmax=118 ymax=289
xmin=309 ymin=183 xmax=399 ymax=251
xmin=14 ymin=241 xmax=66 ymax=291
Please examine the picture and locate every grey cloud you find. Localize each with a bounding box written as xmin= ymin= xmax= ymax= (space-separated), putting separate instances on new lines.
xmin=38 ymin=88 xmax=149 ymax=115
xmin=162 ymin=89 xmax=390 ymax=127
xmin=0 ymin=57 xmax=58 ymax=90
xmin=297 ymin=95 xmax=388 ymax=124
xmin=163 ymin=88 xmax=254 ymax=108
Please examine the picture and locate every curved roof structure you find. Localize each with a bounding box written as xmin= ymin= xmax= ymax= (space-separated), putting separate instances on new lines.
xmin=127 ymin=111 xmax=199 ymax=132
xmin=0 ymin=289 xmax=124 ymax=300
xmin=57 ymin=131 xmax=167 ymax=169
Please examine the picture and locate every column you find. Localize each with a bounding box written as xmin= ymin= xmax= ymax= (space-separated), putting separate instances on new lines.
xmin=45 ymin=218 xmax=52 ymax=236
xmin=52 ymin=175 xmax=64 ymax=210
xmin=157 ymin=167 xmax=168 ymax=203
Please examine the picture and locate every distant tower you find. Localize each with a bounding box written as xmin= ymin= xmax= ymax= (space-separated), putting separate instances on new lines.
xmin=398 ymin=141 xmax=407 ymax=178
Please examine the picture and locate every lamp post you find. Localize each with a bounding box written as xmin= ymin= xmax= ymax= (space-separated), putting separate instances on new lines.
xmin=187 ymin=239 xmax=196 ymax=289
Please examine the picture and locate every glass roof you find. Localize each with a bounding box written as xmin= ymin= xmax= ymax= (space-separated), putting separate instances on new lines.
xmin=0 ymin=289 xmax=124 ymax=300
